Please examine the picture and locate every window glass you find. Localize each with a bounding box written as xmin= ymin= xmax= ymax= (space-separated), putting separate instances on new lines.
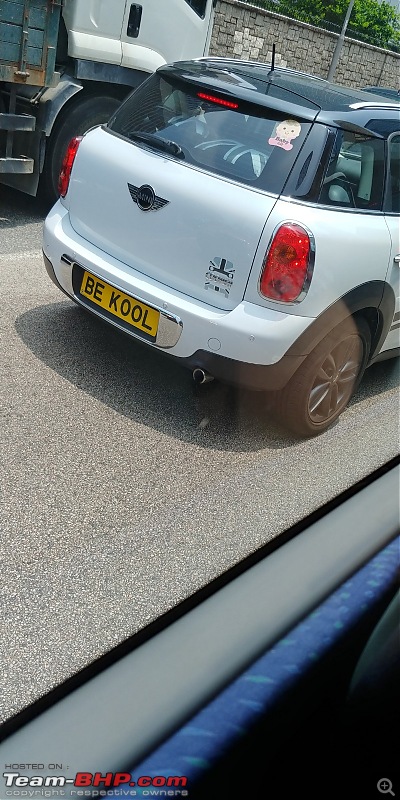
xmin=184 ymin=0 xmax=208 ymax=17
xmin=317 ymin=129 xmax=385 ymax=210
xmin=366 ymin=118 xmax=400 ymax=137
xmin=108 ymin=73 xmax=312 ymax=195
xmin=282 ymin=125 xmax=332 ymax=201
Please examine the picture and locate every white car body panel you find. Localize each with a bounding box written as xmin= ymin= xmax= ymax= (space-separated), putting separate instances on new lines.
xmin=244 ymin=198 xmax=392 ymax=320
xmin=43 ymin=202 xmax=314 ymax=365
xmin=66 ymin=126 xmax=278 ymax=312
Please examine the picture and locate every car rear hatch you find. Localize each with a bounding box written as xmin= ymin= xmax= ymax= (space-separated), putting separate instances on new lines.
xmin=66 ymin=67 xmax=315 ymax=311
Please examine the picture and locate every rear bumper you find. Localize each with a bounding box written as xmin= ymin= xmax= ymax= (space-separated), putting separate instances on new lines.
xmin=182 ymin=349 xmax=306 ymax=391
xmin=42 ymin=202 xmax=314 ymax=392
xmin=44 ymin=250 xmax=305 ymax=391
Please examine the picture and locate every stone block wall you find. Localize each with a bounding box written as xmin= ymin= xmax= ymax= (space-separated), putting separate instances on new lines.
xmin=210 ymin=0 xmax=400 ymax=90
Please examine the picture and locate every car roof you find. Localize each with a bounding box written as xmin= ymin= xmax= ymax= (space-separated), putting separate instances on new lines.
xmin=160 ymin=58 xmax=400 ymax=133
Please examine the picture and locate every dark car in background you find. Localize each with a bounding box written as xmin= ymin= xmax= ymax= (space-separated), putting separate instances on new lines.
xmin=362 ymin=86 xmax=400 ymax=100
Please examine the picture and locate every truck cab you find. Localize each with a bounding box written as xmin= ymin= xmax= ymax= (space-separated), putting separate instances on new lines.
xmin=62 ymin=0 xmax=214 ymax=73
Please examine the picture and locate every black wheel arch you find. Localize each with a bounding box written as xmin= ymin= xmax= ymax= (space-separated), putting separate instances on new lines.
xmin=40 ymin=80 xmax=131 ymax=140
xmin=286 ymin=281 xmax=396 ymax=364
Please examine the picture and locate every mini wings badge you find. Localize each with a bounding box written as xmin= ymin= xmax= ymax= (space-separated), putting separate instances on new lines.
xmin=128 ymin=183 xmax=169 ymax=212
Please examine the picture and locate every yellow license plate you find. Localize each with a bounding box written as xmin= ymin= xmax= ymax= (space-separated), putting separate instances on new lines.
xmin=79 ymin=270 xmax=159 ymax=338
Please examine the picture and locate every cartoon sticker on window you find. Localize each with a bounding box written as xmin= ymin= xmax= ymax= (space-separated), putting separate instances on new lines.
xmin=205 ymin=257 xmax=235 ymax=298
xmin=268 ymin=119 xmax=302 ymax=151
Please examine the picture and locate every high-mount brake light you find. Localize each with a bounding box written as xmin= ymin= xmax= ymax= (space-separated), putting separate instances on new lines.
xmin=197 ymin=92 xmax=239 ymax=109
xmin=260 ymin=223 xmax=313 ymax=303
xmin=58 ymin=136 xmax=83 ymax=198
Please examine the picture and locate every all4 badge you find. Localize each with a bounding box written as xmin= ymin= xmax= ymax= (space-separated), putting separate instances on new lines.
xmin=205 ymin=257 xmax=235 ymax=298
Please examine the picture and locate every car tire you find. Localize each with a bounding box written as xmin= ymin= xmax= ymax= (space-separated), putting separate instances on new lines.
xmin=276 ymin=317 xmax=371 ymax=437
xmin=39 ymin=94 xmax=122 ymax=206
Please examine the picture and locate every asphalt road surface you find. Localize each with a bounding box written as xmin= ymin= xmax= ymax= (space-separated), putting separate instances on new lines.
xmin=1 ymin=185 xmax=399 ymax=722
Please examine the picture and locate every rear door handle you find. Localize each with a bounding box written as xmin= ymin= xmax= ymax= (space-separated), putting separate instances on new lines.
xmin=127 ymin=4 xmax=142 ymax=38
xmin=394 ymin=255 xmax=400 ymax=264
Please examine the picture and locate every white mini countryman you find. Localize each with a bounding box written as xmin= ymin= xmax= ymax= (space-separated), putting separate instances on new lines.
xmin=43 ymin=59 xmax=400 ymax=436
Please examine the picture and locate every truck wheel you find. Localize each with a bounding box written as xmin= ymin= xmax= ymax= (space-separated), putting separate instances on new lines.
xmin=276 ymin=317 xmax=371 ymax=438
xmin=39 ymin=94 xmax=121 ymax=206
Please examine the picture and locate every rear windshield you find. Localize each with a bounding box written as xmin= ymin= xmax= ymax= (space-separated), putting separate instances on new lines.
xmin=107 ymin=73 xmax=313 ymax=195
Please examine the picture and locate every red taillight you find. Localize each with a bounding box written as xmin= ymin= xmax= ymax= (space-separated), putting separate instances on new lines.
xmin=260 ymin=223 xmax=312 ymax=303
xmin=197 ymin=92 xmax=239 ymax=109
xmin=58 ymin=136 xmax=83 ymax=198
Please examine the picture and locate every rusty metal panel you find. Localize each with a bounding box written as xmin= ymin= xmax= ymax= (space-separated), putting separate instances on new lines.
xmin=0 ymin=0 xmax=62 ymax=86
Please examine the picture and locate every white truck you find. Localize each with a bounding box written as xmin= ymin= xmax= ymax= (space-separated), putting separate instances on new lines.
xmin=0 ymin=0 xmax=216 ymax=202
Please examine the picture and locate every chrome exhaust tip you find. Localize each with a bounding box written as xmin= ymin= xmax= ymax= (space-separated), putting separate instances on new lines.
xmin=192 ymin=368 xmax=214 ymax=385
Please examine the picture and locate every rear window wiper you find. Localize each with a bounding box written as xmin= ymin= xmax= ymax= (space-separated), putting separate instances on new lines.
xmin=128 ymin=131 xmax=184 ymax=158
